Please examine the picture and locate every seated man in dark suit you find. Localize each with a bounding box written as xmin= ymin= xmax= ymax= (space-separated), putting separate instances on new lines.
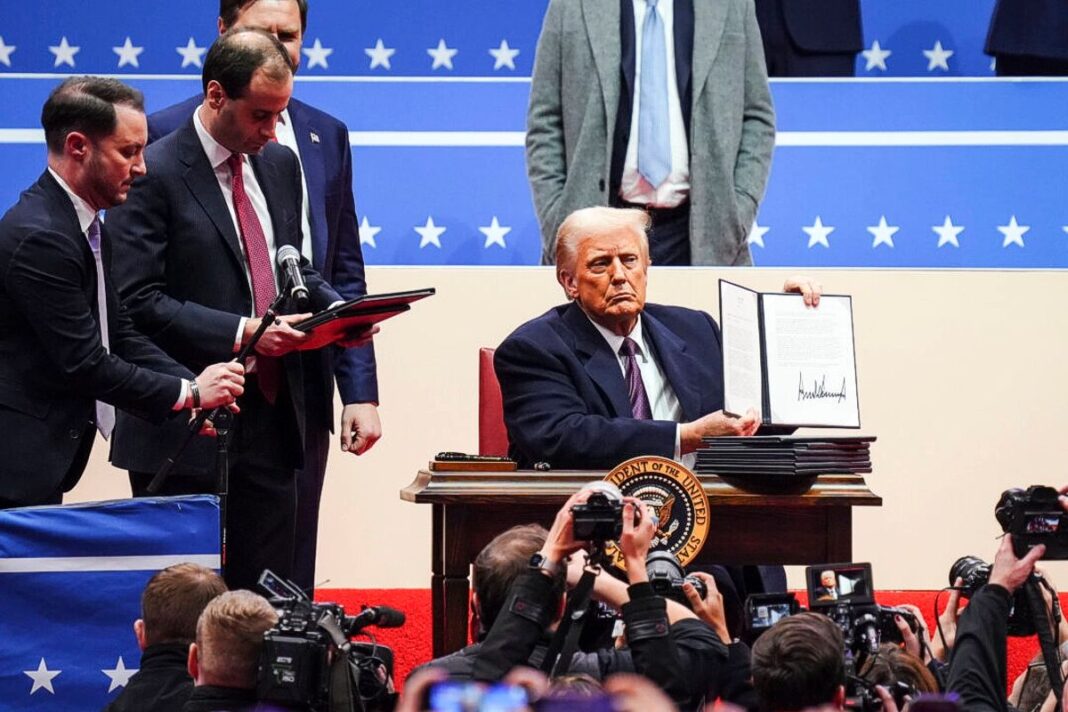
xmin=0 ymin=76 xmax=244 ymax=509
xmin=106 ymin=29 xmax=364 ymax=590
xmin=494 ymin=205 xmax=819 ymax=471
xmin=494 ymin=205 xmax=820 ymax=604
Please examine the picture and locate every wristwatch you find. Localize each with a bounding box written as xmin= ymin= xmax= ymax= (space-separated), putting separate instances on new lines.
xmin=529 ymin=552 xmax=560 ymax=577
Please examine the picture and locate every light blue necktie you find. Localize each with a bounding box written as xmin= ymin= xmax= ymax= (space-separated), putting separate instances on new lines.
xmin=638 ymin=0 xmax=672 ymax=188
xmin=87 ymin=215 xmax=116 ymax=439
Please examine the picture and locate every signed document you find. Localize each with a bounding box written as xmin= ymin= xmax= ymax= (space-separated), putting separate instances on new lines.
xmin=720 ymin=280 xmax=860 ymax=428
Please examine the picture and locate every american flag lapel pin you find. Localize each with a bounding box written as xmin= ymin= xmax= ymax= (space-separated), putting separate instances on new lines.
xmin=309 ymin=131 xmax=321 ymax=144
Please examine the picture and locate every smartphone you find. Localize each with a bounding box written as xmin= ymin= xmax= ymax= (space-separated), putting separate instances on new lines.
xmin=424 ymin=680 xmax=530 ymax=712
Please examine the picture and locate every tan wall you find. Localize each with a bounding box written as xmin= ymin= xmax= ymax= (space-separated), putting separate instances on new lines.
xmin=70 ymin=266 xmax=1068 ymax=590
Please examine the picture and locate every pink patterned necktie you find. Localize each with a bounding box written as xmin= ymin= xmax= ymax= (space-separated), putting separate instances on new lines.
xmin=228 ymin=153 xmax=280 ymax=402
xmin=619 ymin=337 xmax=653 ymax=420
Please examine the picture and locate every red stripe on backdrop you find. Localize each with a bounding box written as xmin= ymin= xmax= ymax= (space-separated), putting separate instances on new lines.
xmin=320 ymin=589 xmax=1067 ymax=694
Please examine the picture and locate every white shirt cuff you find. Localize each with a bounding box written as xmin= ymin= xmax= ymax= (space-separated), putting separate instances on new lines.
xmin=173 ymin=379 xmax=189 ymax=411
xmin=674 ymin=425 xmax=682 ymax=460
xmin=234 ymin=317 xmax=247 ymax=353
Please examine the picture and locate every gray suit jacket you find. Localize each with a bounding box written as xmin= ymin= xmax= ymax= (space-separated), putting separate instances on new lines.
xmin=526 ymin=0 xmax=775 ymax=266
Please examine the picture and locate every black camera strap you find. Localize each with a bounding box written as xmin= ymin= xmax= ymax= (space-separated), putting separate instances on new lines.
xmin=1025 ymin=576 xmax=1063 ymax=712
xmin=540 ymin=556 xmax=601 ymax=676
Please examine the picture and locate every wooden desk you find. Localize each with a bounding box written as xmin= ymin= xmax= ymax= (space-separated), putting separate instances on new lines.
xmin=400 ymin=469 xmax=881 ymax=657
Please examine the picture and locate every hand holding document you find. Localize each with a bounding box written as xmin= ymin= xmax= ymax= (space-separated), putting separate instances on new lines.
xmin=719 ymin=280 xmax=860 ymax=428
xmin=294 ymin=288 xmax=435 ymax=351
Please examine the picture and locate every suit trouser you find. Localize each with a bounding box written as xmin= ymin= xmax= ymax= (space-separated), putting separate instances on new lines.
xmin=129 ymin=376 xmax=300 ymax=591
xmin=292 ymin=423 xmax=330 ymax=593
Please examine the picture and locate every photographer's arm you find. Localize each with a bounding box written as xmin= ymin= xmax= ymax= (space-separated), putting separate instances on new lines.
xmin=945 ymin=536 xmax=1045 ymax=712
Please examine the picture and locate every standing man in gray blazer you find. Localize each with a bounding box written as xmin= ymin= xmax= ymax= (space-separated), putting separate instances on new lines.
xmin=526 ymin=0 xmax=775 ymax=266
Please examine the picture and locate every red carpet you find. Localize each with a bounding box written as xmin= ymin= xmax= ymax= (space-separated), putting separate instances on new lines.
xmin=321 ymin=589 xmax=1066 ymax=693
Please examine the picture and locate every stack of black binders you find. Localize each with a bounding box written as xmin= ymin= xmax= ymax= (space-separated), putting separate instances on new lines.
xmin=694 ymin=436 xmax=875 ymax=477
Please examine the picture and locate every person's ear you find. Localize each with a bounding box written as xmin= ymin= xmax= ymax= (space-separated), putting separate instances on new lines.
xmin=834 ymin=684 xmax=847 ymax=710
xmin=468 ymin=593 xmax=482 ymax=641
xmin=187 ymin=642 xmax=199 ymax=681
xmin=65 ymin=132 xmax=90 ymax=162
xmin=558 ymin=268 xmax=578 ymax=300
xmin=133 ymin=619 xmax=147 ymax=651
xmin=216 ymin=16 xmax=227 ymax=35
xmin=205 ymin=81 xmax=227 ymax=111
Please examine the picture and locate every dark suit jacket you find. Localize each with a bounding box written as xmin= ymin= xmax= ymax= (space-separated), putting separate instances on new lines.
xmin=0 ymin=171 xmax=189 ymax=503
xmin=494 ymin=302 xmax=724 ymax=470
xmin=105 ymin=119 xmax=342 ymax=474
xmin=149 ymin=96 xmax=378 ymax=432
xmin=771 ymin=0 xmax=862 ymax=53
xmin=986 ymin=0 xmax=1068 ymax=61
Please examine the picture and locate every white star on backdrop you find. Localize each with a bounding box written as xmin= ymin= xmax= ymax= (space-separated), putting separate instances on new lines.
xmin=102 ymin=656 xmax=138 ymax=693
xmin=747 ymin=221 xmax=769 ymax=248
xmin=113 ymin=37 xmax=144 ymax=68
xmin=933 ymin=216 xmax=964 ymax=248
xmin=924 ymin=41 xmax=954 ymax=72
xmin=867 ymin=216 xmax=899 ymax=248
xmin=997 ymin=215 xmax=1028 ymax=248
xmin=176 ymin=37 xmax=207 ymax=68
xmin=415 ymin=217 xmax=446 ymax=248
xmin=479 ymin=217 xmax=511 ymax=248
xmin=359 ymin=216 xmax=381 ymax=248
xmin=23 ymin=658 xmax=60 ymax=695
xmin=861 ymin=41 xmax=891 ymax=72
xmin=803 ymin=216 xmax=834 ymax=249
xmin=0 ymin=36 xmax=16 ymax=67
xmin=364 ymin=39 xmax=395 ymax=70
xmin=1063 ymin=226 xmax=1068 ymax=236
xmin=49 ymin=37 xmax=80 ymax=68
xmin=489 ymin=40 xmax=519 ymax=70
xmin=427 ymin=39 xmax=457 ymax=70
xmin=302 ymin=38 xmax=333 ymax=69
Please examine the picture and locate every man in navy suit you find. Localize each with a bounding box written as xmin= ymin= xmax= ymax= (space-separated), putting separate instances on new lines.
xmin=0 ymin=77 xmax=243 ymax=509
xmin=145 ymin=0 xmax=379 ymax=592
xmin=754 ymin=0 xmax=863 ymax=77
xmin=106 ymin=30 xmax=358 ymax=590
xmin=495 ymin=206 xmax=820 ymax=471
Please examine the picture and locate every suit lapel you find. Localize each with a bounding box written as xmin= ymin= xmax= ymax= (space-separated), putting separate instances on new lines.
xmin=249 ymin=150 xmax=290 ymax=251
xmin=691 ymin=0 xmax=728 ymax=108
xmin=176 ymin=123 xmax=245 ymax=270
xmin=563 ymin=303 xmax=633 ymax=418
xmin=286 ymin=100 xmax=328 ymax=270
xmin=39 ymin=171 xmax=100 ymax=321
xmin=582 ymin=0 xmax=622 ymax=144
xmin=642 ymin=310 xmax=704 ymax=421
xmin=674 ymin=0 xmax=694 ymax=128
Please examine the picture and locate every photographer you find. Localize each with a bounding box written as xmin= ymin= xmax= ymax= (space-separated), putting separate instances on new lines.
xmin=944 ymin=534 xmax=1045 ymax=712
xmin=470 ymin=487 xmax=727 ymax=710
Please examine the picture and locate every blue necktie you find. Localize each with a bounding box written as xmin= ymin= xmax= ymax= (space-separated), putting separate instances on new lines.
xmin=87 ymin=216 xmax=116 ymax=438
xmin=638 ymin=0 xmax=672 ymax=188
xmin=620 ymin=338 xmax=653 ymax=420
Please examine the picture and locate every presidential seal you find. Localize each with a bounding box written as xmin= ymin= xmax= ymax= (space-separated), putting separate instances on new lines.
xmin=602 ymin=456 xmax=710 ymax=571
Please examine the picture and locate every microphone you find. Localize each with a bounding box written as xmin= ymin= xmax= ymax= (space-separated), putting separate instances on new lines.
xmin=347 ymin=604 xmax=406 ymax=632
xmin=275 ymin=244 xmax=309 ymax=308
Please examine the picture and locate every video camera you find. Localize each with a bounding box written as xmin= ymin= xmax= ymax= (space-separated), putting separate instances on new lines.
xmin=995 ymin=485 xmax=1068 ymax=560
xmin=743 ymin=592 xmax=801 ymax=643
xmin=256 ymin=570 xmax=404 ymax=711
xmin=805 ymin=563 xmax=919 ymax=658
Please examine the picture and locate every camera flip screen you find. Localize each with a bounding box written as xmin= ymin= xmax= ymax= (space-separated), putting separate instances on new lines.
xmin=805 ymin=562 xmax=874 ymax=607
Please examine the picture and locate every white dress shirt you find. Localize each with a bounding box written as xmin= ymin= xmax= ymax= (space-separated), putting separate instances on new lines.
xmin=620 ymin=0 xmax=691 ymax=208
xmin=49 ymin=168 xmax=186 ymax=410
xmin=585 ymin=311 xmax=695 ymax=468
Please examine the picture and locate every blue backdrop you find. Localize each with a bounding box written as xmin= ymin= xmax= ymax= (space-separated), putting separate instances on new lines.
xmin=2 ymin=0 xmax=1066 ymax=268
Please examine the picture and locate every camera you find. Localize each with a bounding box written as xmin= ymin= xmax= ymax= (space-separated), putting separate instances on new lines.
xmin=571 ymin=482 xmax=625 ymax=542
xmin=645 ymin=550 xmax=707 ymax=608
xmin=995 ymin=485 xmax=1068 ymax=560
xmin=256 ymin=570 xmax=402 ymax=711
xmin=743 ymin=592 xmax=801 ymax=642
xmin=806 ymin=563 xmax=919 ymax=658
xmin=948 ymin=555 xmax=1038 ymax=636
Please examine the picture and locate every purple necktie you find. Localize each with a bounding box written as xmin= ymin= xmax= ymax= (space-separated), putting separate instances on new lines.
xmin=87 ymin=216 xmax=116 ymax=438
xmin=620 ymin=337 xmax=653 ymax=420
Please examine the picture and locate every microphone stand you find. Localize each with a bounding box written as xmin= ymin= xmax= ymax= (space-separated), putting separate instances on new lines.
xmin=148 ymin=289 xmax=289 ymax=578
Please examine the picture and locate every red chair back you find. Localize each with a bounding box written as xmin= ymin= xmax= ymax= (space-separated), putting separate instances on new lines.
xmin=478 ymin=347 xmax=509 ymax=456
